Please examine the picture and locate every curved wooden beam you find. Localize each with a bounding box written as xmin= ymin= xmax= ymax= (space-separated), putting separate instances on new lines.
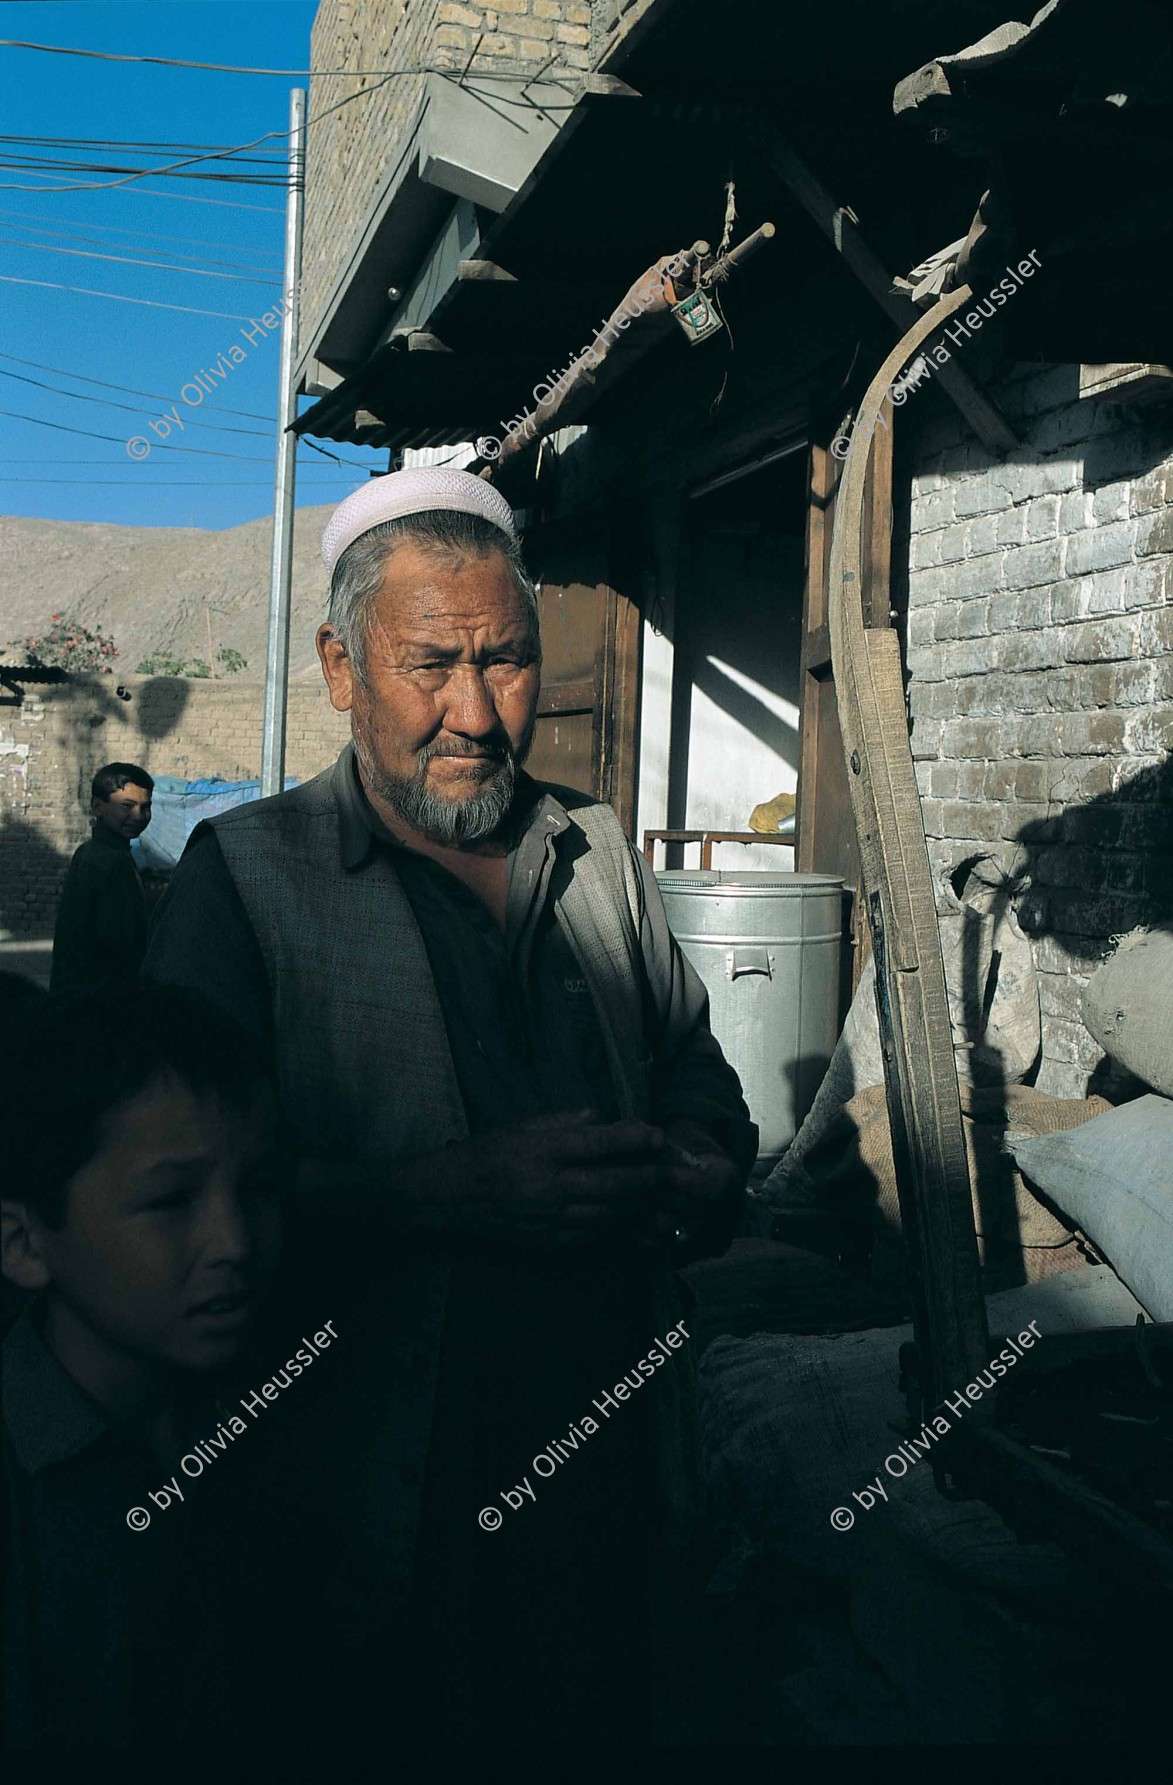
xmin=828 ymin=286 xmax=990 ymax=1415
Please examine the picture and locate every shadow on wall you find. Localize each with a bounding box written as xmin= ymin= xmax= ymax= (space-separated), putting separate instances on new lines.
xmin=0 ymin=817 xmax=72 ymax=940
xmin=1013 ymin=752 xmax=1173 ymax=1088
xmin=0 ymin=677 xmax=192 ymax=938
xmin=134 ymin=676 xmax=195 ymax=743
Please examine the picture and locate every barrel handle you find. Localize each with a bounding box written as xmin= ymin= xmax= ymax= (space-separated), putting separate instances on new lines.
xmin=726 ymin=946 xmax=773 ymax=981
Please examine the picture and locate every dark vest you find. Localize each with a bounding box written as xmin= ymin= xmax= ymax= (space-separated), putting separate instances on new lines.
xmin=208 ymin=752 xmax=701 ymax=1615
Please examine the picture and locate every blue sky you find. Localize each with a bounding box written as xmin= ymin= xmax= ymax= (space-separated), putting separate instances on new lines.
xmin=0 ymin=0 xmax=387 ymax=530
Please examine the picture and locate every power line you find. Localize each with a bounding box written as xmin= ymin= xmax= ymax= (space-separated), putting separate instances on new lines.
xmin=0 ymin=406 xmax=275 ymax=459
xmin=0 ymin=351 xmax=275 ymax=421
xmin=0 ymin=40 xmax=464 ymax=76
xmin=0 ymin=172 xmax=282 ymax=212
xmin=0 ymin=57 xmax=567 ymax=196
xmin=0 ymin=274 xmax=257 ymax=320
xmin=0 ymin=65 xmax=400 ymax=193
xmin=0 ymin=367 xmax=272 ymax=436
xmin=0 ymin=134 xmax=291 ymax=158
xmin=0 ymin=208 xmax=282 ymax=260
xmin=0 ymin=368 xmax=378 ymax=466
xmin=0 ymin=158 xmax=297 ymax=187
xmin=0 ymin=217 xmax=282 ymax=274
xmin=0 ymin=478 xmax=356 ymax=486
xmin=0 ymin=233 xmax=283 ymax=284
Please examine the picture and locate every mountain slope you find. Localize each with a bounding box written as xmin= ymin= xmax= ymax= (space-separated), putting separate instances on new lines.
xmin=1 ymin=503 xmax=339 ymax=681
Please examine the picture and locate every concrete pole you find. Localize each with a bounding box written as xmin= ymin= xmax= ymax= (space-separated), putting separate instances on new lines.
xmin=260 ymin=87 xmax=306 ymax=797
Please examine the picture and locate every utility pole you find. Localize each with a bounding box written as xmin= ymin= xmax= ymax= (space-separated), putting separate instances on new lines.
xmin=260 ymin=86 xmax=306 ymax=797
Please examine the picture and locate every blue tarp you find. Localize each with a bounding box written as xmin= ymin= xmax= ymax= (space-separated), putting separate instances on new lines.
xmin=133 ymin=776 xmax=297 ymax=872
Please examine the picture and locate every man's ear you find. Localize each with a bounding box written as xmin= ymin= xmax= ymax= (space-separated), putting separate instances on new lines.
xmin=316 ymin=624 xmax=355 ymax=714
xmin=1 ymin=1202 xmax=51 ymax=1292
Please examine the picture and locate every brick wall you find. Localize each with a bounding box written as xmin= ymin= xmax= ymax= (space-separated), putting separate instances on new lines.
xmin=593 ymin=0 xmax=657 ymax=64
xmin=905 ymin=364 xmax=1173 ymax=1097
xmin=301 ymin=0 xmax=592 ymax=356
xmin=0 ymin=676 xmax=350 ymax=937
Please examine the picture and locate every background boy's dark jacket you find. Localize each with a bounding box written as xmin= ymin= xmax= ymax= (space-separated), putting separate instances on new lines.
xmin=50 ymin=825 xmax=147 ymax=997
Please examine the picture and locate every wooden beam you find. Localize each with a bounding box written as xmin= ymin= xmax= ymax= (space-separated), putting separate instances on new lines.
xmin=764 ymin=135 xmax=1019 ymax=456
xmin=827 ymin=285 xmax=990 ymax=1414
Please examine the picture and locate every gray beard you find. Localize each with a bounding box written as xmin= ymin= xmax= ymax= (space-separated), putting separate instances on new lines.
xmin=357 ymin=737 xmax=522 ymax=848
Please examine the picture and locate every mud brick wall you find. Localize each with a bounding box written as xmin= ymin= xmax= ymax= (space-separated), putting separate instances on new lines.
xmin=0 ymin=676 xmax=350 ymax=937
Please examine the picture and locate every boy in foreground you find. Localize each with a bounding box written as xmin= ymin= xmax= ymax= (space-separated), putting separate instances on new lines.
xmin=1 ymin=983 xmax=283 ymax=1751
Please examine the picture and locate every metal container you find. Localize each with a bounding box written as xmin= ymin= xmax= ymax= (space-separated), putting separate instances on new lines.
xmin=656 ymin=870 xmax=846 ymax=1175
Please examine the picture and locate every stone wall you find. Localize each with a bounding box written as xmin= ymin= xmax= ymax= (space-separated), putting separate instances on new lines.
xmin=301 ymin=0 xmax=592 ymax=356
xmin=905 ymin=364 xmax=1173 ymax=1097
xmin=0 ymin=676 xmax=350 ymax=937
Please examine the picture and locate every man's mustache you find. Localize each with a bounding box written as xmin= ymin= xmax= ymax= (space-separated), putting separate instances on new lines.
xmin=418 ymin=737 xmax=511 ymax=765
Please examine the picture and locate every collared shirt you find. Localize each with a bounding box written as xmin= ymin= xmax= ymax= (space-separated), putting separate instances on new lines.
xmin=50 ymin=823 xmax=147 ymax=997
xmin=3 ymin=1310 xmax=247 ymax=1751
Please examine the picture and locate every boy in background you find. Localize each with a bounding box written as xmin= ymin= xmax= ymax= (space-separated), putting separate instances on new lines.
xmin=50 ymin=762 xmax=154 ymax=997
xmin=1 ymin=982 xmax=283 ymax=1752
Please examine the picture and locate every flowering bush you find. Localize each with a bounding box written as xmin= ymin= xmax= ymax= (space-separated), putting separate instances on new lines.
xmin=135 ymin=647 xmax=248 ymax=678
xmin=21 ymin=613 xmax=119 ymax=675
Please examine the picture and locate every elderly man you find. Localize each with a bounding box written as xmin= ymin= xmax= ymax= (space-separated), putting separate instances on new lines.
xmin=145 ymin=468 xmax=755 ymax=1746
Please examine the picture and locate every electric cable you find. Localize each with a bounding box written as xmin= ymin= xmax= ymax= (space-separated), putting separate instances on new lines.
xmin=0 ymin=351 xmax=276 ymax=421
xmin=0 ymin=275 xmax=257 ymax=320
xmin=0 ymin=217 xmax=282 ymax=273
xmin=0 ymin=208 xmax=283 ymax=260
xmin=0 ymin=367 xmax=272 ymax=436
xmin=0 ymin=406 xmax=278 ymax=459
xmin=0 ymin=234 xmax=283 ymax=284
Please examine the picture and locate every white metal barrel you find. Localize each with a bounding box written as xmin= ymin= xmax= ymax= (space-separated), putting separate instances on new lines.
xmin=657 ymin=869 xmax=846 ymax=1175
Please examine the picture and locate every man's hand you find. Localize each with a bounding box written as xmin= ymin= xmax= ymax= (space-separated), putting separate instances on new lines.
xmin=405 ymin=1111 xmax=670 ymax=1255
xmin=649 ymin=1118 xmax=745 ymax=1264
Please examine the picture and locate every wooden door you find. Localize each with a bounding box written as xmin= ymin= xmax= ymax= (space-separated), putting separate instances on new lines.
xmin=524 ymin=520 xmax=641 ymax=836
xmin=795 ymin=427 xmax=895 ymax=1000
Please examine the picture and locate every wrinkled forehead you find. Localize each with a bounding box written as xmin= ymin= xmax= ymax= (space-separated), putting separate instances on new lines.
xmin=370 ymin=543 xmax=537 ymax=641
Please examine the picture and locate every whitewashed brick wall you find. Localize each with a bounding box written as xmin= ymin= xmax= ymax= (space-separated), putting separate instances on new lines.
xmin=905 ymin=364 xmax=1173 ymax=1097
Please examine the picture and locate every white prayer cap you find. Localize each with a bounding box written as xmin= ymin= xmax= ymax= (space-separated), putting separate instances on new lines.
xmin=321 ymin=467 xmax=518 ymax=576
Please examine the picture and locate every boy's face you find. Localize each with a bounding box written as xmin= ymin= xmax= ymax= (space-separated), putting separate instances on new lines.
xmin=92 ymin=782 xmax=153 ymax=840
xmin=29 ymin=1071 xmax=282 ymax=1373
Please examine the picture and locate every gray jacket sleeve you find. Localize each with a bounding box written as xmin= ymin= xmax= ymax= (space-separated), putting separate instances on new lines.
xmin=631 ymin=847 xmax=758 ymax=1175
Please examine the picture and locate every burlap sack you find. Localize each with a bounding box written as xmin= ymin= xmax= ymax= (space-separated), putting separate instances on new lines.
xmin=767 ymin=1082 xmax=1108 ymax=1295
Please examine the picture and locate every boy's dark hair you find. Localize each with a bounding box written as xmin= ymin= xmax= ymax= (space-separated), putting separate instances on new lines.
xmin=91 ymin=762 xmax=154 ymax=802
xmin=4 ymin=982 xmax=274 ymax=1228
